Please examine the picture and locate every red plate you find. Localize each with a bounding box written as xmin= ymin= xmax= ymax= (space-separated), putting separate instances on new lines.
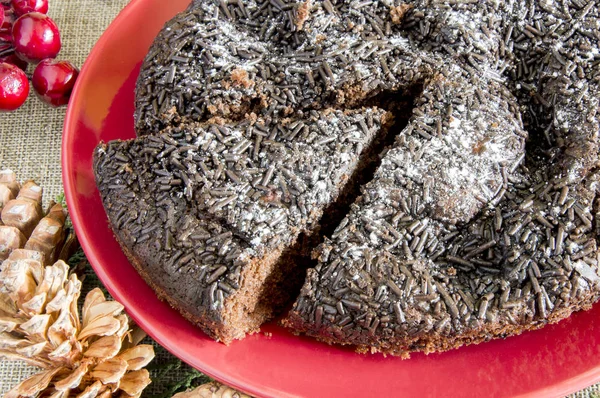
xmin=62 ymin=1 xmax=600 ymax=396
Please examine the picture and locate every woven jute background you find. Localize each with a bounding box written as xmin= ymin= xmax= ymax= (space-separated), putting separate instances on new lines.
xmin=0 ymin=0 xmax=599 ymax=396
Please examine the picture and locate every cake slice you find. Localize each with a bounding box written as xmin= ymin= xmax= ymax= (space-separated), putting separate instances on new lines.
xmin=94 ymin=108 xmax=389 ymax=342
xmin=284 ymin=68 xmax=600 ymax=356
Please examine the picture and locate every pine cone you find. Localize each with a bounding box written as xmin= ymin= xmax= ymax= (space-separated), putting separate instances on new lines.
xmin=0 ymin=258 xmax=155 ymax=397
xmin=172 ymin=382 xmax=252 ymax=398
xmin=0 ymin=170 xmax=155 ymax=397
xmin=0 ymin=169 xmax=77 ymax=265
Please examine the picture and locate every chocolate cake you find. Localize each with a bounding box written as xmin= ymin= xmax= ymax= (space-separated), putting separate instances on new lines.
xmin=94 ymin=109 xmax=389 ymax=342
xmin=94 ymin=0 xmax=600 ymax=355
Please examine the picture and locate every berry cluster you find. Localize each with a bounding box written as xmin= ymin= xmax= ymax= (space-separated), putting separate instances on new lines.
xmin=0 ymin=0 xmax=78 ymax=111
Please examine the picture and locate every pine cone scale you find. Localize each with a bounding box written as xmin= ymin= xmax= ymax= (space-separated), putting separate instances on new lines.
xmin=16 ymin=340 xmax=46 ymax=357
xmin=54 ymin=360 xmax=91 ymax=391
xmin=118 ymin=369 xmax=152 ymax=396
xmin=90 ymin=357 xmax=129 ymax=384
xmin=0 ymin=316 xmax=20 ymax=332
xmin=79 ymin=315 xmax=122 ymax=341
xmin=0 ymin=170 xmax=72 ymax=265
xmin=48 ymin=339 xmax=73 ymax=361
xmin=82 ymin=289 xmax=109 ymax=325
xmin=0 ymin=226 xmax=26 ymax=261
xmin=0 ymin=330 xmax=28 ymax=348
xmin=84 ymin=334 xmax=122 ymax=358
xmin=19 ymin=313 xmax=52 ymax=339
xmin=0 ymin=348 xmax=52 ymax=367
xmin=116 ymin=345 xmax=154 ymax=371
xmin=172 ymin=382 xmax=253 ymax=398
xmin=78 ymin=380 xmax=104 ymax=398
xmin=1 ymin=182 xmax=44 ymax=238
xmin=22 ymin=292 xmax=47 ymax=315
xmin=5 ymin=367 xmax=64 ymax=398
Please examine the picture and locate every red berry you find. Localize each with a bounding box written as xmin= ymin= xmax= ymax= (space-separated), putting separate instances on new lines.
xmin=0 ymin=31 xmax=10 ymax=42
xmin=0 ymin=42 xmax=28 ymax=69
xmin=12 ymin=12 xmax=60 ymax=63
xmin=0 ymin=8 xmax=13 ymax=42
xmin=1 ymin=8 xmax=14 ymax=30
xmin=0 ymin=52 xmax=28 ymax=70
xmin=11 ymin=0 xmax=48 ymax=16
xmin=32 ymin=59 xmax=78 ymax=106
xmin=0 ymin=30 xmax=9 ymax=43
xmin=0 ymin=62 xmax=28 ymax=111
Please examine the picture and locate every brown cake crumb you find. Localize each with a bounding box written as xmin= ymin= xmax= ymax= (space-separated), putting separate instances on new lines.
xmin=245 ymin=112 xmax=258 ymax=125
xmin=230 ymin=68 xmax=254 ymax=89
xmin=206 ymin=116 xmax=227 ymax=126
xmin=390 ymin=4 xmax=412 ymax=25
xmin=206 ymin=104 xmax=218 ymax=114
xmin=295 ymin=0 xmax=311 ymax=31
xmin=472 ymin=138 xmax=490 ymax=155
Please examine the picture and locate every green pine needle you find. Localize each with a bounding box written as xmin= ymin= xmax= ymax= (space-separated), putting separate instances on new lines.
xmin=55 ymin=192 xmax=67 ymax=207
xmin=55 ymin=192 xmax=73 ymax=229
xmin=144 ymin=360 xmax=211 ymax=398
xmin=67 ymin=248 xmax=87 ymax=267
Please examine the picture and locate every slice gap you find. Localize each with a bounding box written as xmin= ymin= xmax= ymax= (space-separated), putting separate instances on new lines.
xmin=219 ymin=86 xmax=421 ymax=336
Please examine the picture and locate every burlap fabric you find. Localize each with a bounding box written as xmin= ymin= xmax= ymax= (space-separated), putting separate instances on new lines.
xmin=0 ymin=0 xmax=599 ymax=396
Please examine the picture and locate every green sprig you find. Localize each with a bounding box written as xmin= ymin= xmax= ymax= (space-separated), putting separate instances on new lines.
xmin=144 ymin=360 xmax=211 ymax=398
xmin=55 ymin=192 xmax=73 ymax=229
